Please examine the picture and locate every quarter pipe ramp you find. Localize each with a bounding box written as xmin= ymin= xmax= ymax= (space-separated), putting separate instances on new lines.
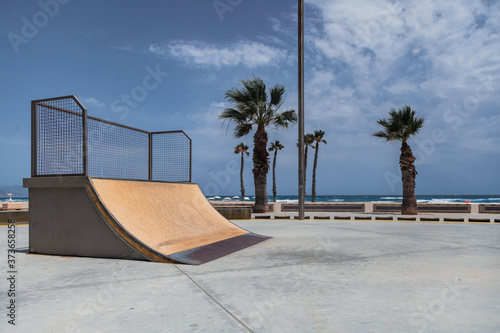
xmin=24 ymin=176 xmax=270 ymax=264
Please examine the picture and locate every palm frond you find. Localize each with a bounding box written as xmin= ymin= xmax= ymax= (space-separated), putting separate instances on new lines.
xmin=269 ymin=140 xmax=285 ymax=151
xmin=373 ymin=105 xmax=424 ymax=143
xmin=372 ymin=130 xmax=394 ymax=141
xmin=305 ymin=133 xmax=315 ymax=146
xmin=218 ymin=108 xmax=246 ymax=122
xmin=234 ymin=123 xmax=253 ymax=138
xmin=313 ymin=130 xmax=325 ymax=141
xmin=234 ymin=142 xmax=250 ymax=155
xmin=219 ymin=76 xmax=296 ymax=139
xmin=241 ymin=77 xmax=267 ymax=105
xmin=269 ymin=84 xmax=285 ymax=107
xmin=273 ymin=109 xmax=297 ymax=129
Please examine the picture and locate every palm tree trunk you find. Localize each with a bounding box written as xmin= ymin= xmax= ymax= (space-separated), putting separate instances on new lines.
xmin=272 ymin=150 xmax=277 ymax=202
xmin=311 ymin=142 xmax=319 ymax=202
xmin=304 ymin=145 xmax=308 ymax=197
xmin=400 ymin=142 xmax=418 ymax=215
xmin=240 ymin=152 xmax=245 ymax=201
xmin=253 ymin=125 xmax=269 ymax=213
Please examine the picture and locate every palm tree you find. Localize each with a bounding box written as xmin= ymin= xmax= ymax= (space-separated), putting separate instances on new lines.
xmin=298 ymin=133 xmax=315 ymax=197
xmin=219 ymin=77 xmax=297 ymax=213
xmin=311 ymin=130 xmax=327 ymax=202
xmin=234 ymin=142 xmax=249 ymax=201
xmin=268 ymin=141 xmax=284 ymax=202
xmin=373 ymin=105 xmax=424 ymax=215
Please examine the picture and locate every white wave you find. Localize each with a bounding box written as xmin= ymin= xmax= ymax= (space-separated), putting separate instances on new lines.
xmin=381 ymin=197 xmax=402 ymax=200
xmin=423 ymin=199 xmax=463 ymax=204
xmin=276 ymin=199 xmax=299 ymax=203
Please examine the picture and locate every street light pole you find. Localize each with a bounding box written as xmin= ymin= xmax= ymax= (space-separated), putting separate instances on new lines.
xmin=298 ymin=0 xmax=305 ymax=220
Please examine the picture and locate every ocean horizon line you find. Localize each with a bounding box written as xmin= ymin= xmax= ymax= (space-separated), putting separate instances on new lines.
xmin=206 ymin=194 xmax=500 ymax=204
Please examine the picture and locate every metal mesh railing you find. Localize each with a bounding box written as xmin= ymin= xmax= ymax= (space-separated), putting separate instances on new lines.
xmin=88 ymin=118 xmax=149 ymax=180
xmin=152 ymin=131 xmax=191 ymax=182
xmin=33 ymin=97 xmax=85 ymax=176
xmin=32 ymin=95 xmax=191 ymax=182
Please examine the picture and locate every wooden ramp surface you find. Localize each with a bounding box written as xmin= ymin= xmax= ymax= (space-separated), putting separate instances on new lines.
xmin=88 ymin=178 xmax=269 ymax=264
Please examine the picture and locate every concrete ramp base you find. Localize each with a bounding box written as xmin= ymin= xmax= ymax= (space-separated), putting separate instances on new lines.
xmin=23 ymin=177 xmax=270 ymax=264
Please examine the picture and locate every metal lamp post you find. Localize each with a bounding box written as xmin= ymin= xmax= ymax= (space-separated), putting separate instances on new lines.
xmin=298 ymin=0 xmax=305 ymax=219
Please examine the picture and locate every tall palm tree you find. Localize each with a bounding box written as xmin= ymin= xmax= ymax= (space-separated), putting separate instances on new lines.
xmin=268 ymin=141 xmax=284 ymax=202
xmin=373 ymin=105 xmax=424 ymax=215
xmin=311 ymin=130 xmax=327 ymax=202
xmin=219 ymin=77 xmax=297 ymax=213
xmin=234 ymin=142 xmax=249 ymax=201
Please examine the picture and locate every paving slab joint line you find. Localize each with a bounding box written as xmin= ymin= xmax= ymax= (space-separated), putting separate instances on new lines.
xmin=174 ymin=264 xmax=254 ymax=332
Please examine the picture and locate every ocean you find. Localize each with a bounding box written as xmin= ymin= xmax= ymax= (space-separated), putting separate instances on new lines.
xmin=207 ymin=194 xmax=500 ymax=204
xmin=3 ymin=194 xmax=500 ymax=204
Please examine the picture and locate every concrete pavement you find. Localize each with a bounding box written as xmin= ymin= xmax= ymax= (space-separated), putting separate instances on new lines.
xmin=1 ymin=220 xmax=499 ymax=332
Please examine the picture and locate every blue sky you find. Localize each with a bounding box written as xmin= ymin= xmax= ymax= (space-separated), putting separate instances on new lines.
xmin=1 ymin=0 xmax=499 ymax=196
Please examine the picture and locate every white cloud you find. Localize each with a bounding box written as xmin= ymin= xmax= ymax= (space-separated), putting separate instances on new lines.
xmin=301 ymin=0 xmax=500 ymax=159
xmin=211 ymin=102 xmax=226 ymax=108
xmin=307 ymin=0 xmax=500 ymax=96
xmin=112 ymin=43 xmax=133 ymax=52
xmin=257 ymin=35 xmax=287 ymax=47
xmin=270 ymin=17 xmax=287 ymax=34
xmin=83 ymin=97 xmax=105 ymax=108
xmin=148 ymin=40 xmax=289 ymax=68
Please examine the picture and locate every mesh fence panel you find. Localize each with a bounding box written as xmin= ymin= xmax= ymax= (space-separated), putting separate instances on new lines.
xmin=33 ymin=96 xmax=191 ymax=181
xmin=152 ymin=132 xmax=191 ymax=182
xmin=88 ymin=118 xmax=149 ymax=180
xmin=34 ymin=98 xmax=84 ymax=175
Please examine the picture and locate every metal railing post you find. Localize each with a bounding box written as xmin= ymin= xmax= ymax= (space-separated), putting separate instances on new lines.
xmin=82 ymin=105 xmax=88 ymax=176
xmin=149 ymin=132 xmax=153 ymax=181
xmin=31 ymin=101 xmax=37 ymax=177
xmin=189 ymin=137 xmax=192 ymax=183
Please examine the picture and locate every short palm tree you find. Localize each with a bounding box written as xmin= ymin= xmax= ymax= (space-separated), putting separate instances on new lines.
xmin=311 ymin=130 xmax=327 ymax=202
xmin=304 ymin=134 xmax=315 ymax=193
xmin=297 ymin=133 xmax=315 ymax=197
xmin=373 ymin=105 xmax=424 ymax=215
xmin=219 ymin=77 xmax=297 ymax=213
xmin=268 ymin=141 xmax=285 ymax=202
xmin=234 ymin=142 xmax=249 ymax=201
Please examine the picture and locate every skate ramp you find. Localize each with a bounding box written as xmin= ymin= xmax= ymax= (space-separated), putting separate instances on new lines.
xmin=25 ymin=176 xmax=270 ymax=265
